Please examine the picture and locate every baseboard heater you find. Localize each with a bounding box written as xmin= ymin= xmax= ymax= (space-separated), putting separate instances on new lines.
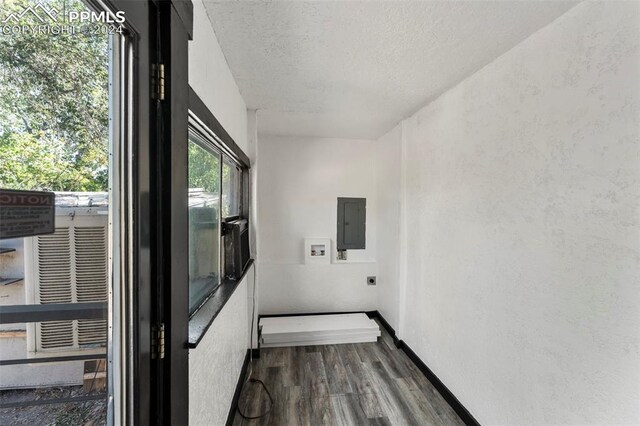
xmin=259 ymin=313 xmax=380 ymax=347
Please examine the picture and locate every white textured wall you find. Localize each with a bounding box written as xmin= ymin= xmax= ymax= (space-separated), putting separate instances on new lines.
xmin=257 ymin=136 xmax=378 ymax=314
xmin=393 ymin=2 xmax=640 ymax=424
xmin=0 ymin=239 xmax=25 ymax=331
xmin=188 ymin=2 xmax=252 ymax=424
xmin=375 ymin=125 xmax=402 ymax=330
xmin=189 ymin=0 xmax=248 ymax=153
xmin=247 ymin=110 xmax=259 ymax=349
xmin=0 ymin=335 xmax=83 ymax=389
xmin=189 ymin=275 xmax=249 ymax=426
xmin=0 ymin=237 xmax=87 ymax=389
xmin=0 ymin=238 xmax=23 ymax=281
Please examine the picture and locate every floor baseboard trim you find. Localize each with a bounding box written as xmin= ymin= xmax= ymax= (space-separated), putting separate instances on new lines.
xmin=398 ymin=340 xmax=480 ymax=426
xmin=369 ymin=310 xmax=401 ymax=347
xmin=225 ymin=349 xmax=251 ymax=426
xmin=369 ymin=310 xmax=480 ymax=426
xmin=237 ymin=310 xmax=479 ymax=425
xmin=259 ymin=310 xmax=373 ymax=319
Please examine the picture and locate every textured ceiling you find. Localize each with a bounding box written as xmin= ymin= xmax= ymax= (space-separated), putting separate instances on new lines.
xmin=202 ymin=1 xmax=578 ymax=139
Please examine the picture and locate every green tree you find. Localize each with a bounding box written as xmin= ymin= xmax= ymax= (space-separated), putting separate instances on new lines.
xmin=188 ymin=142 xmax=221 ymax=194
xmin=0 ymin=0 xmax=109 ymax=191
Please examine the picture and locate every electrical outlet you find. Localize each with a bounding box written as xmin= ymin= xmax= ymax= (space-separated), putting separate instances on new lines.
xmin=367 ymin=276 xmax=376 ymax=286
xmin=337 ymin=249 xmax=347 ymax=260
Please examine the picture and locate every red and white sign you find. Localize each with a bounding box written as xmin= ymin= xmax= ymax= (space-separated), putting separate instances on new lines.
xmin=0 ymin=189 xmax=55 ymax=239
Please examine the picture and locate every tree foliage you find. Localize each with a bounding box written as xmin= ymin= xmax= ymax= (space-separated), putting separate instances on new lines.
xmin=188 ymin=142 xmax=221 ymax=194
xmin=188 ymin=139 xmax=237 ymax=217
xmin=0 ymin=0 xmax=109 ymax=191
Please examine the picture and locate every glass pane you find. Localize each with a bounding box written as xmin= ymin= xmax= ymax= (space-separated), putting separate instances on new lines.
xmin=222 ymin=159 xmax=241 ymax=218
xmin=0 ymin=352 xmax=107 ymax=424
xmin=0 ymin=0 xmax=112 ymax=422
xmin=188 ymin=135 xmax=221 ymax=313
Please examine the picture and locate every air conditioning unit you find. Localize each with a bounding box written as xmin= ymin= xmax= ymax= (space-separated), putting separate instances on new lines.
xmin=24 ymin=212 xmax=108 ymax=352
xmin=223 ymin=219 xmax=250 ymax=280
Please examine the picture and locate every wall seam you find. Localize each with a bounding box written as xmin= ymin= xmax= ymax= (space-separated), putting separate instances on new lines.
xmin=397 ymin=119 xmax=409 ymax=340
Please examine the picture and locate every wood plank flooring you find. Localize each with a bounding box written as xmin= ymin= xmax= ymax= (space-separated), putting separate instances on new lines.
xmin=232 ymin=321 xmax=464 ymax=425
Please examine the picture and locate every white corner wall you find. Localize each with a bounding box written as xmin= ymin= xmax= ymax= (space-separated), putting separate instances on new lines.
xmin=383 ymin=2 xmax=640 ymax=424
xmin=188 ymin=275 xmax=249 ymax=425
xmin=257 ymin=136 xmax=378 ymax=314
xmin=188 ymin=1 xmax=253 ymax=424
xmin=375 ymin=125 xmax=402 ymax=330
xmin=189 ymin=0 xmax=248 ymax=153
xmin=247 ymin=110 xmax=260 ymax=350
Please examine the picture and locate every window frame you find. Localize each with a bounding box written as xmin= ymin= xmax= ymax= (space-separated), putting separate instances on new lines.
xmin=221 ymin=157 xmax=243 ymax=220
xmin=186 ymin=87 xmax=252 ymax=347
xmin=187 ymin=126 xmax=223 ymax=314
xmin=187 ymin=113 xmax=249 ymax=318
xmin=0 ymin=0 xmax=157 ymax=421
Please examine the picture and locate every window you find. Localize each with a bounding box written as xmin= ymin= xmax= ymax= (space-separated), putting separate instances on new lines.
xmin=0 ymin=0 xmax=136 ymax=419
xmin=188 ymin=132 xmax=222 ymax=313
xmin=187 ymin=118 xmax=248 ymax=315
xmin=222 ymin=158 xmax=241 ymax=218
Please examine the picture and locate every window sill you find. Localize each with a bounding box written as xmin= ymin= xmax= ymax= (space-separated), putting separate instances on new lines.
xmin=188 ymin=259 xmax=254 ymax=349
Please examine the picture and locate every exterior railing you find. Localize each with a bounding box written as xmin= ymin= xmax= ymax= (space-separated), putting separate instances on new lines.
xmin=0 ymin=302 xmax=108 ymax=409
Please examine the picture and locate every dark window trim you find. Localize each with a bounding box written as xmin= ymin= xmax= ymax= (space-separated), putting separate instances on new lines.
xmin=190 ymin=127 xmax=224 ymax=158
xmin=188 ymin=259 xmax=254 ymax=348
xmin=92 ymin=0 xmax=158 ymax=424
xmin=158 ymin=2 xmax=192 ymax=424
xmin=189 ymin=123 xmax=243 ymax=219
xmin=188 ymin=86 xmax=251 ymax=168
xmin=187 ymin=128 xmax=224 ymax=315
xmin=187 ymin=124 xmax=246 ymax=315
xmin=186 ymin=87 xmax=252 ymax=331
xmin=169 ymin=0 xmax=193 ymax=40
xmin=222 ymin=158 xmax=243 ymax=218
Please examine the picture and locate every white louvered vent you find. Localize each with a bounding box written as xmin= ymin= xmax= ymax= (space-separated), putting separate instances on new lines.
xmin=36 ymin=227 xmax=74 ymax=350
xmin=31 ymin=215 xmax=108 ymax=352
xmin=37 ymin=228 xmax=72 ymax=304
xmin=75 ymin=226 xmax=108 ymax=347
xmin=40 ymin=321 xmax=74 ymax=349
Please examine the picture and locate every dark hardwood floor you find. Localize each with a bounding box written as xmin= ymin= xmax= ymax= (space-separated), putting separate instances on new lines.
xmin=232 ymin=321 xmax=464 ymax=425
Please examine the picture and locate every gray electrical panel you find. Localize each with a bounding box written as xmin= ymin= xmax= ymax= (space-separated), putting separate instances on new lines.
xmin=337 ymin=197 xmax=366 ymax=250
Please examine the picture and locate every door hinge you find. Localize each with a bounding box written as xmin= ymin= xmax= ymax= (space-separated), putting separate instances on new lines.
xmin=151 ymin=323 xmax=165 ymax=359
xmin=152 ymin=63 xmax=165 ymax=101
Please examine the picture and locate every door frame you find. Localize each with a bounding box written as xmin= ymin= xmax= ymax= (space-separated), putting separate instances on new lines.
xmin=96 ymin=0 xmax=192 ymax=423
xmin=97 ymin=0 xmax=193 ymax=425
xmin=98 ymin=0 xmax=159 ymax=423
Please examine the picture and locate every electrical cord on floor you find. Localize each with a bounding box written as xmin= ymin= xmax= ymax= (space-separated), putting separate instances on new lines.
xmin=237 ymin=379 xmax=274 ymax=420
xmin=237 ymin=261 xmax=274 ymax=420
